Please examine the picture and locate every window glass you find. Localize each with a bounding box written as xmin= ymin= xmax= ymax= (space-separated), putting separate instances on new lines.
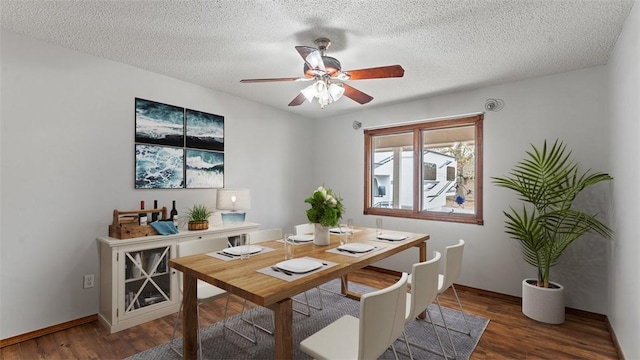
xmin=364 ymin=114 xmax=483 ymax=225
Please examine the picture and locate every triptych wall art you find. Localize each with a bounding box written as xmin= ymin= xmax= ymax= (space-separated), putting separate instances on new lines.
xmin=134 ymin=98 xmax=224 ymax=189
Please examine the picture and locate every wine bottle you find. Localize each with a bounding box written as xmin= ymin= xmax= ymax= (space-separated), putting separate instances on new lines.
xmin=151 ymin=200 xmax=159 ymax=222
xmin=139 ymin=201 xmax=147 ymax=226
xmin=170 ymin=200 xmax=178 ymax=226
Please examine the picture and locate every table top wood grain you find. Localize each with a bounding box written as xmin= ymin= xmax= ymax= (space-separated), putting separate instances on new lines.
xmin=169 ymin=226 xmax=429 ymax=306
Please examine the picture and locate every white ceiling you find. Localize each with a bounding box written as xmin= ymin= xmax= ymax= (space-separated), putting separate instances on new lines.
xmin=1 ymin=0 xmax=634 ymax=119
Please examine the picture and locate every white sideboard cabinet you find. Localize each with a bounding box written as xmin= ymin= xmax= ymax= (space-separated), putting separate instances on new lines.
xmin=97 ymin=222 xmax=260 ymax=333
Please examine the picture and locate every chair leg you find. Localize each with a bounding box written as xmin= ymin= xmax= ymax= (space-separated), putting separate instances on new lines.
xmin=401 ymin=330 xmax=414 ymax=360
xmin=223 ymin=294 xmax=258 ymax=344
xmin=406 ymin=309 xmax=451 ymax=359
xmin=391 ymin=343 xmax=400 ymax=360
xmin=240 ymin=299 xmax=273 ymax=335
xmin=292 ymin=291 xmax=311 ymax=316
xmin=435 ymin=296 xmax=458 ymax=359
xmin=170 ymin=301 xmax=183 ymax=356
xmin=450 ymin=284 xmax=471 ymax=336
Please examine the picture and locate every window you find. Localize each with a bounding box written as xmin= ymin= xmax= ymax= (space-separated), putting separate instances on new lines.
xmin=364 ymin=114 xmax=483 ymax=225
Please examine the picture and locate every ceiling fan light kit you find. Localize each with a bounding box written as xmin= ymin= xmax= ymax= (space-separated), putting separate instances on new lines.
xmin=240 ymin=38 xmax=404 ymax=108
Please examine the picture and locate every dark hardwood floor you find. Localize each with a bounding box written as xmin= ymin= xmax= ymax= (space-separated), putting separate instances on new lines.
xmin=1 ymin=268 xmax=620 ymax=359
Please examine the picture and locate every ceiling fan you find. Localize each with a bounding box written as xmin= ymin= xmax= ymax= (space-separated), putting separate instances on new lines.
xmin=240 ymin=38 xmax=405 ymax=108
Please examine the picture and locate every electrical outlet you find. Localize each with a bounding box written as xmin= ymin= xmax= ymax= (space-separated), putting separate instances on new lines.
xmin=83 ymin=274 xmax=94 ymax=289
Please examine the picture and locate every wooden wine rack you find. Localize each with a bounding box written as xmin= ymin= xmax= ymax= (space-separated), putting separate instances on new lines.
xmin=108 ymin=207 xmax=168 ymax=239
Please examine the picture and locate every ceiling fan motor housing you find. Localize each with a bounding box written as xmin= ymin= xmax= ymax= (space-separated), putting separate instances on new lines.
xmin=304 ymin=56 xmax=342 ymax=78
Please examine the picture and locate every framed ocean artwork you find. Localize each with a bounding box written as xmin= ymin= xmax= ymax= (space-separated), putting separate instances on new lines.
xmin=186 ymin=109 xmax=224 ymax=151
xmin=135 ymin=98 xmax=184 ymax=147
xmin=135 ymin=144 xmax=184 ymax=189
xmin=134 ymin=98 xmax=225 ymax=189
xmin=185 ymin=149 xmax=224 ymax=189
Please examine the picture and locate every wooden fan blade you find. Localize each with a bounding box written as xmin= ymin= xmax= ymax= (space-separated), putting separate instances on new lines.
xmin=295 ymin=46 xmax=325 ymax=72
xmin=288 ymin=93 xmax=307 ymax=106
xmin=240 ymin=77 xmax=301 ymax=83
xmin=343 ymin=84 xmax=374 ymax=104
xmin=343 ymin=65 xmax=405 ymax=80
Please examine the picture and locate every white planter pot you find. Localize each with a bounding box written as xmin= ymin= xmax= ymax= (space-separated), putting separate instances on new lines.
xmin=313 ymin=223 xmax=330 ymax=246
xmin=522 ymin=278 xmax=565 ymax=324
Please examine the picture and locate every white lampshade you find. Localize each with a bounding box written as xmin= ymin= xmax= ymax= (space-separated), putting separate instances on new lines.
xmin=216 ymin=188 xmax=251 ymax=211
xmin=328 ymin=83 xmax=345 ymax=101
xmin=301 ymin=83 xmax=317 ymax=102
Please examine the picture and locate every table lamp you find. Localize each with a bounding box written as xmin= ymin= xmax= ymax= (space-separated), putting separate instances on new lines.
xmin=216 ymin=188 xmax=250 ymax=225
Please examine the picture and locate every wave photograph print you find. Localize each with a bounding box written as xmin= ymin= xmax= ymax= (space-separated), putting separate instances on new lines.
xmin=186 ymin=109 xmax=224 ymax=151
xmin=135 ymin=98 xmax=184 ymax=148
xmin=135 ymin=144 xmax=184 ymax=189
xmin=185 ymin=149 xmax=223 ymax=189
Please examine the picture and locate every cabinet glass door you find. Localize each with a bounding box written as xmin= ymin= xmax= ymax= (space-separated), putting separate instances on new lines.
xmin=123 ymin=245 xmax=172 ymax=313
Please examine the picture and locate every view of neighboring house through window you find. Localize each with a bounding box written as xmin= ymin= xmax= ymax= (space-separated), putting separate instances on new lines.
xmin=364 ymin=114 xmax=484 ymax=225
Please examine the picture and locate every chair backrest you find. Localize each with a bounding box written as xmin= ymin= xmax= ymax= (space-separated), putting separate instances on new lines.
xmin=407 ymin=251 xmax=441 ymax=322
xmin=176 ymin=237 xmax=228 ymax=291
xmin=177 ymin=237 xmax=228 ymax=257
xmin=247 ymin=228 xmax=283 ymax=244
xmin=442 ymin=239 xmax=465 ymax=291
xmin=294 ymin=223 xmax=314 ymax=235
xmin=358 ymin=272 xmax=408 ymax=360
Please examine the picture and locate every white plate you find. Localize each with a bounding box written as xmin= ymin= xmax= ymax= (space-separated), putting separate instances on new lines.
xmin=223 ymin=245 xmax=262 ymax=256
xmin=288 ymin=234 xmax=314 ymax=242
xmin=377 ymin=234 xmax=408 ymax=241
xmin=329 ymin=227 xmax=354 ymax=234
xmin=276 ymin=258 xmax=323 ymax=274
xmin=338 ymin=243 xmax=375 ymax=253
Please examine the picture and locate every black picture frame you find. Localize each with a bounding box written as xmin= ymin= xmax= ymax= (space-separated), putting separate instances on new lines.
xmin=134 ymin=98 xmax=225 ymax=189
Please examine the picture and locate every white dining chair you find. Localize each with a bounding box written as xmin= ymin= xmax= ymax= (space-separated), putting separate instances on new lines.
xmin=300 ymin=272 xmax=409 ymax=360
xmin=402 ymin=251 xmax=450 ymax=359
xmin=170 ymin=237 xmax=236 ymax=359
xmin=430 ymin=239 xmax=471 ymax=358
xmin=223 ymin=228 xmax=282 ymax=339
xmin=294 ymin=223 xmax=314 ymax=236
xmin=293 ymin=223 xmax=326 ymax=312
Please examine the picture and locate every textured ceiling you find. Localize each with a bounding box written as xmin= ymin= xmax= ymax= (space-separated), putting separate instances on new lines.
xmin=1 ymin=0 xmax=634 ymax=119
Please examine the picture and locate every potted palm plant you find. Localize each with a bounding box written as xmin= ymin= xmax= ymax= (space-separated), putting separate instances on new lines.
xmin=492 ymin=140 xmax=613 ymax=324
xmin=185 ymin=204 xmax=214 ymax=231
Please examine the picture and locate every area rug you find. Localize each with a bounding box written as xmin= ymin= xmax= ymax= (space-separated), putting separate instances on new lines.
xmin=126 ymin=280 xmax=489 ymax=359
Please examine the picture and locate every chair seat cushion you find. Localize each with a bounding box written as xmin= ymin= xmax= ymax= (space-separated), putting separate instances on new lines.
xmin=197 ymin=281 xmax=227 ymax=301
xmin=300 ymin=315 xmax=359 ymax=359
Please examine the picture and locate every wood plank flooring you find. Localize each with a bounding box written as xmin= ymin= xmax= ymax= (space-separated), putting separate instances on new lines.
xmin=1 ymin=268 xmax=620 ymax=359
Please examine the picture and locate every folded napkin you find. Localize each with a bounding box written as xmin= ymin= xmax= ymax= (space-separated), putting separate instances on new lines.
xmin=151 ymin=220 xmax=179 ymax=235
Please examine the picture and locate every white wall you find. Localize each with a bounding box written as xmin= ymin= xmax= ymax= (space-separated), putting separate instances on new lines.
xmin=607 ymin=2 xmax=640 ymax=359
xmin=0 ymin=31 xmax=313 ymax=339
xmin=312 ymin=66 xmax=612 ymax=314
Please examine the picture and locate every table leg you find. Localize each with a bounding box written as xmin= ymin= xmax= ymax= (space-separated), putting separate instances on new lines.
xmin=418 ymin=241 xmax=428 ymax=319
xmin=268 ymin=298 xmax=293 ymax=360
xmin=182 ymin=273 xmax=198 ymax=360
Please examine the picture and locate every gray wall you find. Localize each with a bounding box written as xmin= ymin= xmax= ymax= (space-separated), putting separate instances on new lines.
xmin=607 ymin=2 xmax=640 ymax=359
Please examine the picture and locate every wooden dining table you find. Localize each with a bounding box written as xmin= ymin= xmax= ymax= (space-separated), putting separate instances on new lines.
xmin=168 ymin=226 xmax=429 ymax=360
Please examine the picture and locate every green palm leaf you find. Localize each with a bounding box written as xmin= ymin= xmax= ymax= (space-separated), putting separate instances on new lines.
xmin=492 ymin=140 xmax=613 ymax=287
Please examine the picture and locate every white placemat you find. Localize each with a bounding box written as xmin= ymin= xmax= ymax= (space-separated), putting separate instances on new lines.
xmin=206 ymin=245 xmax=277 ymax=261
xmin=325 ymin=244 xmax=386 ymax=257
xmin=256 ymin=256 xmax=337 ymax=282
